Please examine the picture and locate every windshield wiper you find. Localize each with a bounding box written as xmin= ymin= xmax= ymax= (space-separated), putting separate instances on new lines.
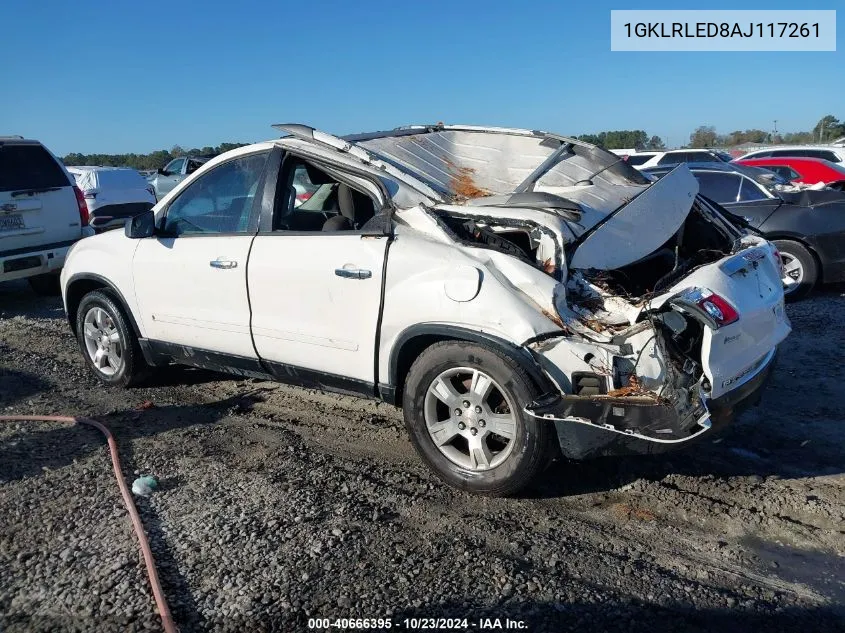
xmin=11 ymin=187 xmax=62 ymax=198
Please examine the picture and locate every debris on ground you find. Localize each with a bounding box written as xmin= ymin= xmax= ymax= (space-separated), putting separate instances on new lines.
xmin=131 ymin=475 xmax=158 ymax=497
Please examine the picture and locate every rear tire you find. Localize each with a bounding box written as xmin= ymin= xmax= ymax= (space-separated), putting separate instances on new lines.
xmin=773 ymin=239 xmax=817 ymax=301
xmin=28 ymin=273 xmax=61 ymax=296
xmin=75 ymin=290 xmax=149 ymax=387
xmin=402 ymin=341 xmax=553 ymax=497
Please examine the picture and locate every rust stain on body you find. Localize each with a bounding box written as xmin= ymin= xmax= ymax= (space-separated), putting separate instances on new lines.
xmin=448 ymin=164 xmax=488 ymax=199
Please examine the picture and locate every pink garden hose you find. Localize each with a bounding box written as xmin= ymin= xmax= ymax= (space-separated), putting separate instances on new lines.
xmin=0 ymin=415 xmax=177 ymax=633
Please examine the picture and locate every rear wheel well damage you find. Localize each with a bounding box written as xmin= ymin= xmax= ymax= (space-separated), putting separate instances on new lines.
xmin=385 ymin=326 xmax=554 ymax=407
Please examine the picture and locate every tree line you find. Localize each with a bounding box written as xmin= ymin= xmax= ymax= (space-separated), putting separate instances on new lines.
xmin=687 ymin=114 xmax=844 ymax=148
xmin=61 ymin=142 xmax=250 ymax=170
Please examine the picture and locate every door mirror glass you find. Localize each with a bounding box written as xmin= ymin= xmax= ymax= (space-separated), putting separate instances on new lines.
xmin=125 ymin=210 xmax=156 ymax=239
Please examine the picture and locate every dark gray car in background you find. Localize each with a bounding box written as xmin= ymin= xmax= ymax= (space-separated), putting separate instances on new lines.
xmin=643 ymin=162 xmax=845 ymax=299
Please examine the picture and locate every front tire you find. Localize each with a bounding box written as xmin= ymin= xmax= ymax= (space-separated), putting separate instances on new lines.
xmin=773 ymin=239 xmax=817 ymax=301
xmin=75 ymin=290 xmax=148 ymax=387
xmin=402 ymin=341 xmax=553 ymax=497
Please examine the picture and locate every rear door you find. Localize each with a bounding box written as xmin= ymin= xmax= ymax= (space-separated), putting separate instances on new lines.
xmin=0 ymin=141 xmax=80 ymax=254
xmin=247 ymin=152 xmax=389 ymax=388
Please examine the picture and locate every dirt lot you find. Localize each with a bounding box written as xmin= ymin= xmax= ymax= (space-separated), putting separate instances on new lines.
xmin=1 ymin=279 xmax=844 ymax=633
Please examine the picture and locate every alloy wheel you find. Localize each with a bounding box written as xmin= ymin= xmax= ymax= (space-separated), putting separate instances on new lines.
xmin=780 ymin=252 xmax=804 ymax=295
xmin=82 ymin=307 xmax=124 ymax=376
xmin=423 ymin=367 xmax=517 ymax=471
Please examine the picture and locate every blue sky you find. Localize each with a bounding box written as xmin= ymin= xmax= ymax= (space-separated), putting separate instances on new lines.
xmin=1 ymin=0 xmax=841 ymax=155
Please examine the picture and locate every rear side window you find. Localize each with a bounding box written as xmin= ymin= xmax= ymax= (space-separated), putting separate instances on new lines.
xmin=0 ymin=144 xmax=69 ymax=192
xmin=695 ymin=172 xmax=742 ymax=203
xmin=767 ymin=165 xmax=801 ymax=180
xmin=802 ymin=150 xmax=840 ymax=163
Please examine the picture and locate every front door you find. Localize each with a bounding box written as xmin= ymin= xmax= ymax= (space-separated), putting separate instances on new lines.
xmin=247 ymin=156 xmax=389 ymax=388
xmin=132 ymin=150 xmax=270 ymax=359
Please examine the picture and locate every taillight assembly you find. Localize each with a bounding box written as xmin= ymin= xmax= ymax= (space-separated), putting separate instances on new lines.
xmin=73 ymin=185 xmax=89 ymax=227
xmin=670 ymin=287 xmax=739 ymax=329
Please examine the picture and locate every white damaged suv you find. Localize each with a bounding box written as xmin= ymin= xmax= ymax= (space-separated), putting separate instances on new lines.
xmin=60 ymin=124 xmax=791 ymax=495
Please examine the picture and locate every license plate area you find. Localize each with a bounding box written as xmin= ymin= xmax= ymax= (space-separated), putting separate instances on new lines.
xmin=0 ymin=214 xmax=24 ymax=232
xmin=3 ymin=255 xmax=42 ymax=273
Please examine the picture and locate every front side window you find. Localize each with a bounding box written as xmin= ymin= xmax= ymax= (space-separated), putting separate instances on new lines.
xmin=163 ymin=152 xmax=268 ymax=235
xmin=694 ymin=172 xmax=742 ymax=203
xmin=657 ymin=152 xmax=685 ymax=165
xmin=273 ymin=158 xmax=377 ymax=232
xmin=164 ymin=158 xmax=185 ymax=175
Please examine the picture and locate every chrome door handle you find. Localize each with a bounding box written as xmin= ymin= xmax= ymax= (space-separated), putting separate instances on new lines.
xmin=335 ymin=268 xmax=372 ymax=279
xmin=210 ymin=258 xmax=238 ymax=269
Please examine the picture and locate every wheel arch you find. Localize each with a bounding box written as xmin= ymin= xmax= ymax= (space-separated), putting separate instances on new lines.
xmin=65 ymin=273 xmax=142 ymax=338
xmin=766 ymin=234 xmax=823 ymax=271
xmin=384 ymin=324 xmax=554 ymax=407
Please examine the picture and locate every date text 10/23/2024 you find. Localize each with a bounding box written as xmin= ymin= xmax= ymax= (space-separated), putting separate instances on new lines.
xmin=308 ymin=617 xmax=528 ymax=630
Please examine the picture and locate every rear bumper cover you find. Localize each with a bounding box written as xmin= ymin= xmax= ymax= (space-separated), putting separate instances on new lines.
xmin=526 ymin=349 xmax=777 ymax=460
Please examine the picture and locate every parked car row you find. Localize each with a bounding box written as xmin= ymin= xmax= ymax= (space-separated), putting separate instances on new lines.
xmin=57 ymin=123 xmax=790 ymax=495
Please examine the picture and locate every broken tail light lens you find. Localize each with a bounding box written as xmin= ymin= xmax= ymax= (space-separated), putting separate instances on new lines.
xmin=73 ymin=185 xmax=89 ymax=227
xmin=699 ymin=293 xmax=739 ymax=327
xmin=671 ymin=287 xmax=739 ymax=329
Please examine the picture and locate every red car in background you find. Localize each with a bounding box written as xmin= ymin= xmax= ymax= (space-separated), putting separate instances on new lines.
xmin=735 ymin=157 xmax=845 ymax=190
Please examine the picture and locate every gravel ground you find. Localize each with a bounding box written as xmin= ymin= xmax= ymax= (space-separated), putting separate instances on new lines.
xmin=1 ymin=279 xmax=844 ymax=633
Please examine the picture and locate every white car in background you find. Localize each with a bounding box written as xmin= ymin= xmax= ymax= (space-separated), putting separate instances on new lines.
xmin=737 ymin=145 xmax=845 ymax=164
xmin=628 ymin=149 xmax=735 ymax=169
xmin=1 ymin=136 xmax=93 ymax=295
xmin=60 ymin=124 xmax=790 ymax=495
xmin=67 ymin=166 xmax=156 ymax=232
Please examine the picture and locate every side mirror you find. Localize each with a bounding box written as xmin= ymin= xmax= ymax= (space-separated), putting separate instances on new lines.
xmin=157 ymin=167 xmax=167 ymax=176
xmin=125 ymin=210 xmax=156 ymax=239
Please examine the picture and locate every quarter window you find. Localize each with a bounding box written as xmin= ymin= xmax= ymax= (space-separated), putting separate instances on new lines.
xmin=738 ymin=177 xmax=768 ymax=201
xmin=163 ymin=152 xmax=268 ymax=235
